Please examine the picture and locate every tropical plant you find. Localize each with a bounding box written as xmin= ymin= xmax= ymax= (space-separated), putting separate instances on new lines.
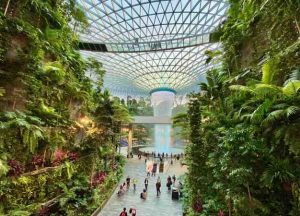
xmin=183 ymin=1 xmax=300 ymax=215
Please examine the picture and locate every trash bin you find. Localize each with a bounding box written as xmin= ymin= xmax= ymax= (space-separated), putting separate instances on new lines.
xmin=172 ymin=188 xmax=179 ymax=200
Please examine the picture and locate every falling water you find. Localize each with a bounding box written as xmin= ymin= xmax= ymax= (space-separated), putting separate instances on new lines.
xmin=154 ymin=124 xmax=172 ymax=153
xmin=151 ymin=90 xmax=175 ymax=154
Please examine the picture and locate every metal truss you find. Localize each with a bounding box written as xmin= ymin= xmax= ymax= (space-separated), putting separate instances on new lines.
xmin=77 ymin=0 xmax=228 ymax=95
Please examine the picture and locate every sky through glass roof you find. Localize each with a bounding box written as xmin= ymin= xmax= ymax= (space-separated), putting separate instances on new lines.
xmin=77 ymin=0 xmax=229 ymax=96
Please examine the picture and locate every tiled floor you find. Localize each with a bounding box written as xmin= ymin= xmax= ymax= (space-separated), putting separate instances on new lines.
xmin=98 ymin=156 xmax=187 ymax=216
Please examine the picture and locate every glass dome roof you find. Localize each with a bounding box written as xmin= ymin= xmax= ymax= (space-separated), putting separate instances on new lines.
xmin=77 ymin=0 xmax=228 ymax=96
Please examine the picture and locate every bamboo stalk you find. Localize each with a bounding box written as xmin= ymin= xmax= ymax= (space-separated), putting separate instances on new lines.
xmin=228 ymin=199 xmax=232 ymax=216
xmin=21 ymin=153 xmax=95 ymax=177
xmin=40 ymin=194 xmax=64 ymax=207
xmin=22 ymin=166 xmax=57 ymax=176
xmin=247 ymin=183 xmax=253 ymax=205
xmin=294 ymin=17 xmax=300 ymax=36
xmin=4 ymin=0 xmax=11 ymax=16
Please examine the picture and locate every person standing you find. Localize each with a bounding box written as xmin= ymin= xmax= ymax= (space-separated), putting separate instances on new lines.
xmin=144 ymin=177 xmax=148 ymax=190
xmin=120 ymin=207 xmax=128 ymax=216
xmin=129 ymin=208 xmax=136 ymax=216
xmin=133 ymin=178 xmax=137 ymax=191
xmin=126 ymin=176 xmax=131 ymax=188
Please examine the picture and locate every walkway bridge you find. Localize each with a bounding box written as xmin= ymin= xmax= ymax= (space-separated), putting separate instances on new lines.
xmin=133 ymin=116 xmax=172 ymax=124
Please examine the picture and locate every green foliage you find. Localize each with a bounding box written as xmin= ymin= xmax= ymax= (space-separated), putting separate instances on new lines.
xmin=172 ymin=112 xmax=190 ymax=141
xmin=262 ymin=58 xmax=279 ymax=85
xmin=0 ymin=111 xmax=44 ymax=154
xmin=126 ymin=96 xmax=153 ymax=116
xmin=184 ymin=31 xmax=300 ymax=215
xmin=0 ymin=87 xmax=5 ymax=97
xmin=0 ymin=0 xmax=126 ymax=214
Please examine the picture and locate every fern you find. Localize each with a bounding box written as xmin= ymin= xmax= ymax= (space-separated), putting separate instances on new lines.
xmin=254 ymin=84 xmax=282 ymax=98
xmin=282 ymin=80 xmax=300 ymax=96
xmin=250 ymin=99 xmax=273 ymax=123
xmin=229 ymin=85 xmax=254 ymax=94
xmin=284 ymin=68 xmax=300 ymax=85
xmin=286 ymin=106 xmax=300 ymax=118
xmin=262 ymin=58 xmax=278 ymax=84
xmin=262 ymin=109 xmax=285 ymax=126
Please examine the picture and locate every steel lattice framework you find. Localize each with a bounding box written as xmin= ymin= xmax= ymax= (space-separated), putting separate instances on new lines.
xmin=77 ymin=0 xmax=228 ymax=96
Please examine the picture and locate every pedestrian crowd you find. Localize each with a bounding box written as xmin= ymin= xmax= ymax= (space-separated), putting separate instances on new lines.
xmin=118 ymin=153 xmax=183 ymax=216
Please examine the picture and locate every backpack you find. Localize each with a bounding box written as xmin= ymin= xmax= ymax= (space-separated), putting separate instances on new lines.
xmin=120 ymin=212 xmax=126 ymax=216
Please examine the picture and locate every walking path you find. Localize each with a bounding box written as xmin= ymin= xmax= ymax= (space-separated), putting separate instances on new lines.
xmin=98 ymin=156 xmax=187 ymax=216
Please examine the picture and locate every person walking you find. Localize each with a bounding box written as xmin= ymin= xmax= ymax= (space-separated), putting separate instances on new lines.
xmin=129 ymin=208 xmax=136 ymax=216
xmin=151 ymin=163 xmax=157 ymax=177
xmin=118 ymin=184 xmax=124 ymax=195
xmin=144 ymin=177 xmax=149 ymax=190
xmin=120 ymin=207 xmax=128 ymax=216
xmin=156 ymin=178 xmax=161 ymax=196
xmin=172 ymin=174 xmax=176 ymax=184
xmin=167 ymin=176 xmax=172 ymax=190
xmin=122 ymin=182 xmax=126 ymax=192
xmin=132 ymin=178 xmax=137 ymax=191
xmin=126 ymin=176 xmax=131 ymax=188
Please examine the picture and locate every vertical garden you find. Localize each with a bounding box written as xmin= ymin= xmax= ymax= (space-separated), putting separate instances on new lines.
xmin=182 ymin=0 xmax=300 ymax=215
xmin=0 ymin=1 xmax=130 ymax=215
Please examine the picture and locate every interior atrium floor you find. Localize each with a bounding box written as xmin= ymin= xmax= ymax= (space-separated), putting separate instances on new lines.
xmin=98 ymin=156 xmax=187 ymax=216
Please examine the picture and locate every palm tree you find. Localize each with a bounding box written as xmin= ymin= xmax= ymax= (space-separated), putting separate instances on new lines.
xmin=94 ymin=90 xmax=115 ymax=128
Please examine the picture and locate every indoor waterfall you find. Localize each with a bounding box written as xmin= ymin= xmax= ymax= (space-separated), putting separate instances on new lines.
xmin=151 ymin=90 xmax=175 ymax=153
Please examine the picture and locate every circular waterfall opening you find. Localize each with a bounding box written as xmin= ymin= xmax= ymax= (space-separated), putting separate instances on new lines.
xmin=151 ymin=89 xmax=175 ymax=154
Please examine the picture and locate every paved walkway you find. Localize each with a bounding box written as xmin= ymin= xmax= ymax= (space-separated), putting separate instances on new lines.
xmin=98 ymin=156 xmax=187 ymax=216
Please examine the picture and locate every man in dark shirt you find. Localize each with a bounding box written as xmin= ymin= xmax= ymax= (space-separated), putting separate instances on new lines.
xmin=126 ymin=176 xmax=131 ymax=188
